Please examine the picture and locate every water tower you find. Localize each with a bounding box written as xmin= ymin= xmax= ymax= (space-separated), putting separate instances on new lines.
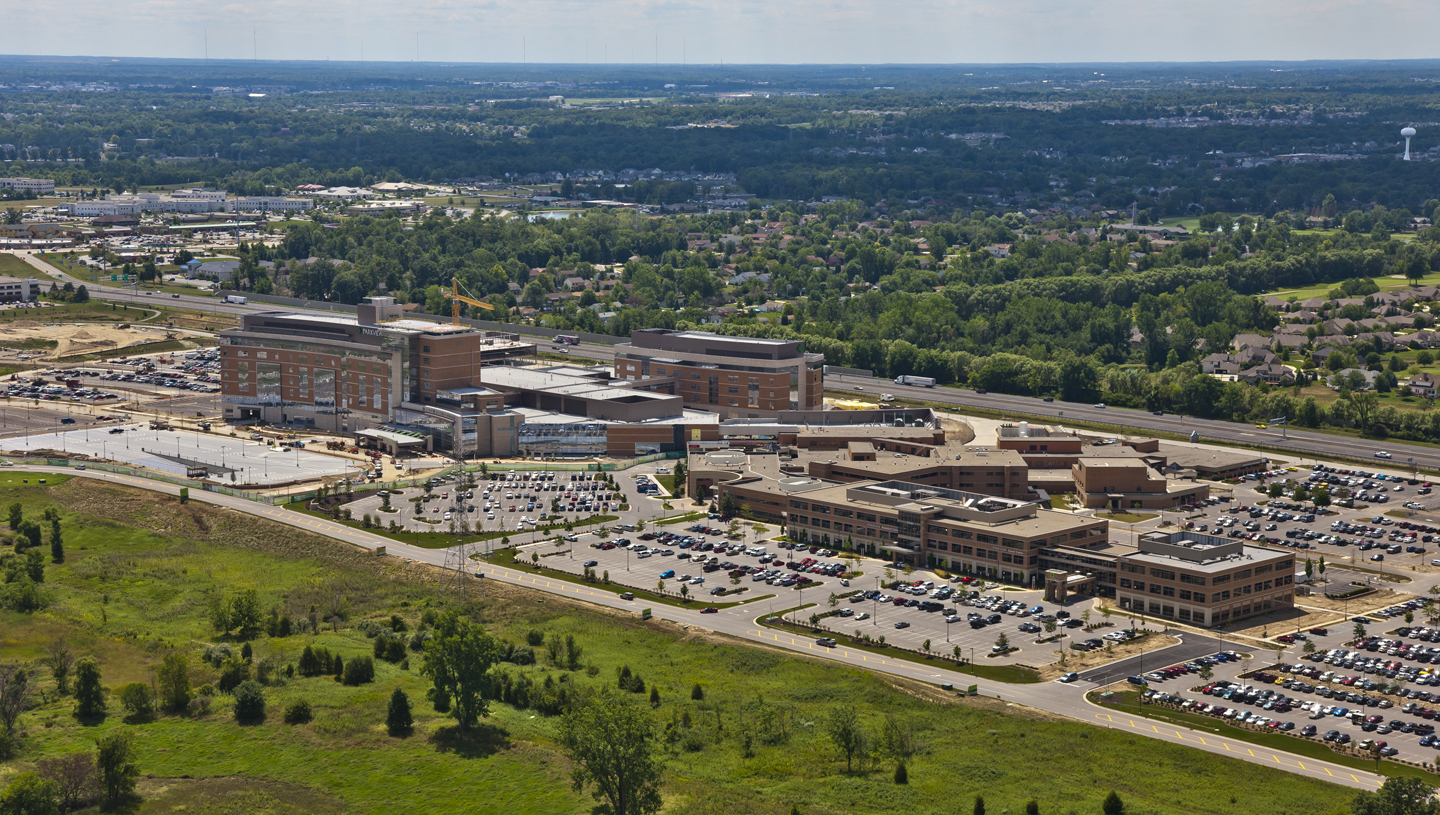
xmin=1403 ymin=126 xmax=1417 ymax=161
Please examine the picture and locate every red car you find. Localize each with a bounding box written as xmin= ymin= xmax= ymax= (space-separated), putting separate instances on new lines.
xmin=1310 ymin=628 xmax=1329 ymax=636
xmin=700 ymin=607 xmax=718 ymax=614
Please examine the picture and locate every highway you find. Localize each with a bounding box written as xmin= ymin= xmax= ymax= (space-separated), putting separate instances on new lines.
xmin=547 ymin=339 xmax=1440 ymax=470
xmin=16 ymin=463 xmax=1385 ymax=792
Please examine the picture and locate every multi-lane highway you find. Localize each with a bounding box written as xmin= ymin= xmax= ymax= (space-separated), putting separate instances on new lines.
xmin=14 ymin=463 xmax=1386 ymax=791
xmin=19 ymin=246 xmax=1434 ymax=471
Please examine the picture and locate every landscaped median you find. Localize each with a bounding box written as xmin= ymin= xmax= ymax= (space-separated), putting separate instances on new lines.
xmin=486 ymin=546 xmax=776 ymax=612
xmin=755 ymin=605 xmax=1042 ymax=683
xmin=1089 ymin=688 xmax=1440 ymax=781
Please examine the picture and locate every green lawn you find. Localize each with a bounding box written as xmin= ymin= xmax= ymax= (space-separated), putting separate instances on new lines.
xmin=0 ymin=477 xmax=1353 ymax=815
xmin=1269 ymin=271 xmax=1440 ymax=300
xmin=0 ymin=253 xmax=32 ymax=277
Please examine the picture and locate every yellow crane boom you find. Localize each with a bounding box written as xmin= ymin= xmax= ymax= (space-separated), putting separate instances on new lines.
xmin=450 ymin=276 xmax=496 ymax=324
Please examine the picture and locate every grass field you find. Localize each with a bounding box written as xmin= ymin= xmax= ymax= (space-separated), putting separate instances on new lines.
xmin=1268 ymin=272 xmax=1440 ymax=300
xmin=0 ymin=477 xmax=1354 ymax=815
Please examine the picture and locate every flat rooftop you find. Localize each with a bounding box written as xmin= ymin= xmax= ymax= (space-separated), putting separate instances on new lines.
xmin=672 ymin=331 xmax=792 ymax=346
xmin=1156 ymin=442 xmax=1268 ymax=473
xmin=381 ymin=319 xmax=476 ymax=335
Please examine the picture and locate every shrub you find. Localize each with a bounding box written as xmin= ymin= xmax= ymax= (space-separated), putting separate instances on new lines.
xmin=232 ymin=681 xmax=266 ymax=723
xmin=384 ymin=638 xmax=406 ymax=663
xmin=216 ymin=657 xmax=250 ymax=693
xmin=0 ymin=771 xmax=62 ymax=814
xmin=526 ymin=629 xmax=546 ymax=647
xmin=186 ymin=696 xmax=211 ymax=718
xmin=894 ymin=761 xmax=908 ymax=784
xmin=691 ymin=683 xmax=704 ymax=701
xmin=116 ymin=683 xmax=155 ymax=719
xmin=283 ymin=699 xmax=312 ymax=725
xmin=203 ymin=643 xmax=233 ymax=667
xmin=342 ymin=655 xmax=375 ymax=686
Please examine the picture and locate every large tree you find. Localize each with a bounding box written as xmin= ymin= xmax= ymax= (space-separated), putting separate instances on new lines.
xmin=558 ymin=692 xmax=664 ymax=815
xmin=419 ymin=610 xmax=500 ymax=730
xmin=1352 ymin=777 xmax=1440 ymax=815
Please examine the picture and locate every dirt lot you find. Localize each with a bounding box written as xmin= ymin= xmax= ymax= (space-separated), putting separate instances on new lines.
xmin=1228 ymin=606 xmax=1352 ymax=640
xmin=0 ymin=320 xmax=173 ymax=359
xmin=1298 ymin=585 xmax=1417 ymax=615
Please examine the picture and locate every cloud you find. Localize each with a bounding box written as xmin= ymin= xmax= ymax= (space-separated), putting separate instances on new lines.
xmin=5 ymin=0 xmax=1440 ymax=63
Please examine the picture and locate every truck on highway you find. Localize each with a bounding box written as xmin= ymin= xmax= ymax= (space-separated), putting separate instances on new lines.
xmin=223 ymin=295 xmax=248 ymax=305
xmin=553 ymin=335 xmax=580 ymax=346
xmin=893 ymin=375 xmax=935 ymax=388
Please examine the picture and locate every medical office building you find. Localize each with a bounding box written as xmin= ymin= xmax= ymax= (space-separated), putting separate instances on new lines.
xmin=613 ymin=329 xmax=825 ymax=418
xmin=218 ymin=297 xmax=536 ymax=454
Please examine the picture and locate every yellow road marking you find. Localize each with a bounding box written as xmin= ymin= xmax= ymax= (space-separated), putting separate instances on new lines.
xmin=1091 ymin=713 xmax=1379 ymax=788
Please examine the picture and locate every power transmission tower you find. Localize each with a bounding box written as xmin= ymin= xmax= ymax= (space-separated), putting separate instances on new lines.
xmin=443 ymin=538 xmax=478 ymax=599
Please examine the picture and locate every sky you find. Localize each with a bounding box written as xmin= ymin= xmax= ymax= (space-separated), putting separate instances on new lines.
xmin=2 ymin=0 xmax=1436 ymax=65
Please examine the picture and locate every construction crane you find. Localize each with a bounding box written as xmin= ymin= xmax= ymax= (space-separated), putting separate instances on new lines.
xmin=449 ymin=276 xmax=496 ymax=325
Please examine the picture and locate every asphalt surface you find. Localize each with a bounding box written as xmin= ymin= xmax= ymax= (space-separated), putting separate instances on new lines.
xmin=1079 ymin=633 xmax=1235 ymax=685
xmin=12 ymin=463 xmax=1387 ymax=792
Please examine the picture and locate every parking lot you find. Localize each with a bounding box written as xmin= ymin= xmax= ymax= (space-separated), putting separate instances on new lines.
xmin=1153 ymin=464 xmax=1440 ymax=578
xmin=1080 ymin=633 xmax=1235 ymax=685
xmin=340 ymin=469 xmax=643 ymax=535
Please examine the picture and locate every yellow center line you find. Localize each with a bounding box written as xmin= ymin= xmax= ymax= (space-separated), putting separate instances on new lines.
xmin=1091 ymin=713 xmax=1380 ymax=788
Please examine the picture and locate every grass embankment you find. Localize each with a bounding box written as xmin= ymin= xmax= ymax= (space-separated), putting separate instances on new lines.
xmin=0 ymin=477 xmax=1352 ymax=815
xmin=0 ymin=253 xmax=34 ymax=276
xmin=1091 ymin=689 xmax=1437 ymax=782
xmin=755 ymin=608 xmax=1044 ymax=684
xmin=282 ymin=498 xmax=618 ymax=550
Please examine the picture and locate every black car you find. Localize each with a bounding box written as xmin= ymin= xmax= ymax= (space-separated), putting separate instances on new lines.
xmin=583 ymin=560 xmax=598 ymax=567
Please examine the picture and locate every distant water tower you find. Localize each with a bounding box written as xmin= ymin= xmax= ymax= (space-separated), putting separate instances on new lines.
xmin=1403 ymin=126 xmax=1417 ymax=161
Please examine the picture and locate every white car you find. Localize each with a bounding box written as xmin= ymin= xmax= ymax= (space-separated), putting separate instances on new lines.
xmin=1375 ymin=451 xmax=1392 ymax=459
xmin=443 ymin=512 xmax=451 ymax=521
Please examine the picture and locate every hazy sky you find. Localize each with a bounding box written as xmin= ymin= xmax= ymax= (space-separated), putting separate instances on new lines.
xmin=2 ymin=0 xmax=1434 ymax=64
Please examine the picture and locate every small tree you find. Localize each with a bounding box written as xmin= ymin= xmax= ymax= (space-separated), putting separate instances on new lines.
xmin=117 ymin=683 xmax=155 ymax=719
xmin=1102 ymin=791 xmax=1125 ymax=815
xmin=387 ymin=687 xmax=413 ymax=736
xmin=996 ymin=633 xmax=1010 ymax=652
xmin=232 ymin=680 xmax=266 ymax=723
xmin=95 ymin=729 xmax=139 ymax=806
xmin=41 ymin=639 xmax=75 ymax=696
xmin=73 ymin=657 xmax=106 ymax=719
xmin=158 ymin=652 xmax=190 ymax=712
xmin=825 ymin=704 xmax=867 ymax=773
xmin=691 ymin=683 xmax=704 ymax=701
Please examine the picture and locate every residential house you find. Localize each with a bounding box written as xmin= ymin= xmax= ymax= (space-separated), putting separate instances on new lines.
xmin=1237 ymin=364 xmax=1295 ymax=386
xmin=1327 ymin=368 xmax=1378 ymax=391
xmin=1200 ymin=353 xmax=1240 ymax=376
xmin=1231 ymin=333 xmax=1272 ymax=352
xmin=1406 ymin=372 xmax=1440 ymax=398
